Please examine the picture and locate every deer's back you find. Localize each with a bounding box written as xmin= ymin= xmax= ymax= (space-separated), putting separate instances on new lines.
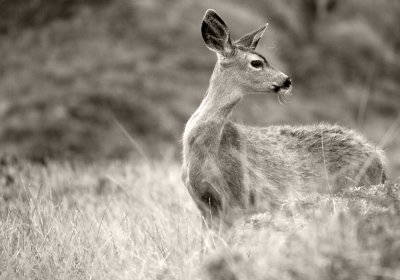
xmin=231 ymin=122 xmax=387 ymax=193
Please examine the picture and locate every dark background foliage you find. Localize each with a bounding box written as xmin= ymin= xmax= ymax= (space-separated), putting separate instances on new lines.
xmin=0 ymin=0 xmax=399 ymax=175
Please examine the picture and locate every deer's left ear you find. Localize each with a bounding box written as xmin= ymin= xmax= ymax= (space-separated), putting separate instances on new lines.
xmin=234 ymin=23 xmax=268 ymax=50
xmin=201 ymin=9 xmax=235 ymax=57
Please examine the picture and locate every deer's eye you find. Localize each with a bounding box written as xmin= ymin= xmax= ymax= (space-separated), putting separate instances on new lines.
xmin=250 ymin=60 xmax=263 ymax=69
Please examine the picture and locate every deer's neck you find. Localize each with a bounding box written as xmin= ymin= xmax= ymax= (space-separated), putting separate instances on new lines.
xmin=184 ymin=66 xmax=241 ymax=153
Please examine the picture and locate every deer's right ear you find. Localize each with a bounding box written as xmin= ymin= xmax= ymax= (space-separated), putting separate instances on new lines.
xmin=201 ymin=9 xmax=234 ymax=57
xmin=235 ymin=24 xmax=268 ymax=50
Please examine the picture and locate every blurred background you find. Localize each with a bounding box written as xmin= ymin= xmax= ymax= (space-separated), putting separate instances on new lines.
xmin=0 ymin=0 xmax=399 ymax=176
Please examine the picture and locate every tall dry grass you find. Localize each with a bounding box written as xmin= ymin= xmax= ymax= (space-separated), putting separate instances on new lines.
xmin=0 ymin=158 xmax=399 ymax=279
xmin=0 ymin=159 xmax=203 ymax=279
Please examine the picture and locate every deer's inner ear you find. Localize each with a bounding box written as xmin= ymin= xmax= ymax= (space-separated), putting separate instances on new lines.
xmin=201 ymin=9 xmax=234 ymax=56
xmin=235 ymin=23 xmax=268 ymax=50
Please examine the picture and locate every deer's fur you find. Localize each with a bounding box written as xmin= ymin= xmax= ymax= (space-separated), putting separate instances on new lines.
xmin=181 ymin=10 xmax=387 ymax=229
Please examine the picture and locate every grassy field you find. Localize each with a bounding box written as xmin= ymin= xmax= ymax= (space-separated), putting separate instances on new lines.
xmin=0 ymin=158 xmax=399 ymax=279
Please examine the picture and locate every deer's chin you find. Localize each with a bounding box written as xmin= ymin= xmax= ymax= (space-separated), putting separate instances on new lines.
xmin=276 ymin=86 xmax=293 ymax=103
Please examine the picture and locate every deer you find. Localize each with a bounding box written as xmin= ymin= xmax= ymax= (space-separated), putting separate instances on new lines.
xmin=181 ymin=9 xmax=388 ymax=230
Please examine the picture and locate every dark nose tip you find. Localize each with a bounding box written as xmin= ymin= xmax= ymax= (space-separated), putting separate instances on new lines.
xmin=282 ymin=77 xmax=291 ymax=89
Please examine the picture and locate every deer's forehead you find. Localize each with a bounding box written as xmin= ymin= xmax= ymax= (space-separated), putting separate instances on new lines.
xmin=246 ymin=51 xmax=268 ymax=63
xmin=234 ymin=50 xmax=267 ymax=63
xmin=220 ymin=50 xmax=267 ymax=68
xmin=245 ymin=53 xmax=262 ymax=61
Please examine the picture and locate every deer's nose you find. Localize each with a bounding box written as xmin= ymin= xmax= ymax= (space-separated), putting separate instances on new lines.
xmin=282 ymin=77 xmax=291 ymax=89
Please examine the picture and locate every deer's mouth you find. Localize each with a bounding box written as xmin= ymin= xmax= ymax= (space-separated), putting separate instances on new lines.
xmin=272 ymin=77 xmax=291 ymax=92
xmin=271 ymin=87 xmax=291 ymax=105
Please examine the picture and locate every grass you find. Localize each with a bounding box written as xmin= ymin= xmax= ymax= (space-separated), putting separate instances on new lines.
xmin=206 ymin=185 xmax=400 ymax=280
xmin=0 ymin=159 xmax=203 ymax=279
xmin=0 ymin=158 xmax=399 ymax=279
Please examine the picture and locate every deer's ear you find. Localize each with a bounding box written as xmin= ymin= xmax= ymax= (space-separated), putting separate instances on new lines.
xmin=235 ymin=23 xmax=268 ymax=50
xmin=201 ymin=9 xmax=234 ymax=56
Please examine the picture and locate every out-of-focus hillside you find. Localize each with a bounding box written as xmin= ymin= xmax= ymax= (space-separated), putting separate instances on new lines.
xmin=0 ymin=0 xmax=399 ymax=175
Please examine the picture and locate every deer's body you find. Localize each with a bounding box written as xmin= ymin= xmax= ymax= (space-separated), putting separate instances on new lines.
xmin=182 ymin=10 xmax=387 ymax=228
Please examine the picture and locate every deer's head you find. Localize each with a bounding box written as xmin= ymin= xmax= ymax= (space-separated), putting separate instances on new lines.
xmin=202 ymin=9 xmax=292 ymax=102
